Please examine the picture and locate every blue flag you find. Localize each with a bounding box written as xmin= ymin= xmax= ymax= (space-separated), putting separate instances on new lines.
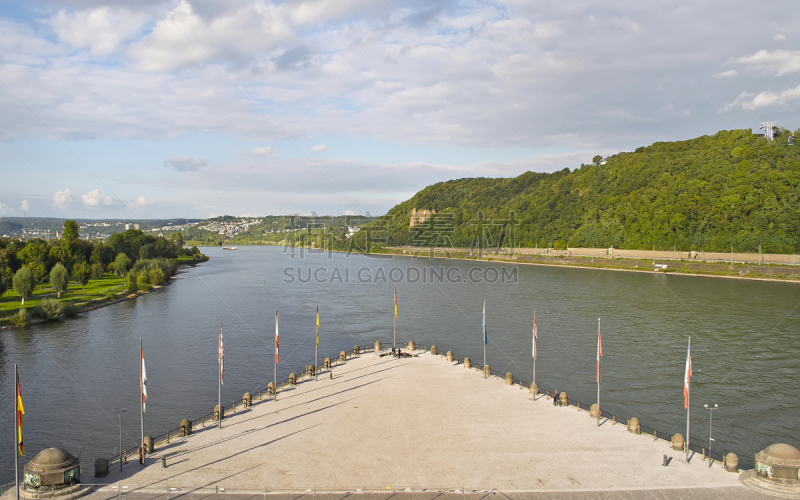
xmin=482 ymin=300 xmax=487 ymax=344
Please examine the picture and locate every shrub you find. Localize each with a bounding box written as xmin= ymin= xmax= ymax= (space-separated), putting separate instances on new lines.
xmin=125 ymin=272 xmax=138 ymax=293
xmin=114 ymin=253 xmax=132 ymax=276
xmin=11 ymin=308 xmax=30 ymax=327
xmin=136 ymin=272 xmax=151 ymax=291
xmin=36 ymin=298 xmax=63 ymax=321
xmin=148 ymin=267 xmax=165 ymax=286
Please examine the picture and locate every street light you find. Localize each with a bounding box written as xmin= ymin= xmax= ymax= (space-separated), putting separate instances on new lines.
xmin=113 ymin=407 xmax=127 ymax=472
xmin=704 ymin=404 xmax=718 ymax=466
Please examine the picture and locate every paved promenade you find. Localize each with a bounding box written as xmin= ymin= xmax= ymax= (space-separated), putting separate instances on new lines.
xmin=88 ymin=350 xmax=768 ymax=498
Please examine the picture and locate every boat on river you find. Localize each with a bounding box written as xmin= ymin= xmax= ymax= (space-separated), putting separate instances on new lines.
xmin=222 ymin=246 xmax=238 ymax=251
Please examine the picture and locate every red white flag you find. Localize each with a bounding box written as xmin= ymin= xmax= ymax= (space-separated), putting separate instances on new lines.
xmin=684 ymin=337 xmax=692 ymax=409
xmin=218 ymin=325 xmax=224 ymax=385
xmin=596 ymin=319 xmax=602 ymax=383
xmin=275 ymin=310 xmax=280 ymax=365
xmin=141 ymin=346 xmax=147 ymax=413
xmin=532 ymin=311 xmax=538 ymax=360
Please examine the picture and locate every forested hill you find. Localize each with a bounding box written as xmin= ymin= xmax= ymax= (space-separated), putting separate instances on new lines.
xmin=366 ymin=128 xmax=800 ymax=253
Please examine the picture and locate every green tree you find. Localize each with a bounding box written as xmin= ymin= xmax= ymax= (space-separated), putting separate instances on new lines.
xmin=50 ymin=263 xmax=69 ymax=298
xmin=170 ymin=232 xmax=185 ymax=247
xmin=72 ymin=262 xmax=91 ymax=293
xmin=0 ymin=267 xmax=8 ymax=296
xmin=593 ymin=155 xmax=603 ymax=166
xmin=61 ymin=220 xmax=80 ymax=257
xmin=12 ymin=266 xmax=36 ymax=305
xmin=90 ymin=262 xmax=104 ymax=281
xmin=114 ymin=253 xmax=132 ymax=276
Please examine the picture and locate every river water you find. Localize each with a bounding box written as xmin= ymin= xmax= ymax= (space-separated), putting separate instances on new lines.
xmin=1 ymin=245 xmax=798 ymax=483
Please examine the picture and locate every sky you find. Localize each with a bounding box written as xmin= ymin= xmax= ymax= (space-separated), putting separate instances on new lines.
xmin=0 ymin=0 xmax=798 ymax=219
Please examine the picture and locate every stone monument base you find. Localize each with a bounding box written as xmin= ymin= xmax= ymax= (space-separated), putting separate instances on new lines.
xmin=740 ymin=470 xmax=800 ymax=499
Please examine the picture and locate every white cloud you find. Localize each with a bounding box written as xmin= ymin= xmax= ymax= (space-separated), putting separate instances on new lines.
xmin=774 ymin=34 xmax=787 ymax=41
xmin=248 ymin=146 xmax=275 ymax=156
xmin=81 ymin=189 xmax=114 ymax=207
xmin=344 ymin=209 xmax=356 ymax=215
xmin=20 ymin=200 xmax=30 ymax=211
xmin=132 ymin=196 xmax=153 ymax=207
xmin=735 ymin=49 xmax=800 ymax=75
xmin=713 ymin=69 xmax=737 ymax=78
xmin=164 ymin=155 xmax=207 ymax=172
xmin=45 ymin=7 xmax=149 ymax=56
xmin=311 ymin=145 xmax=328 ymax=152
xmin=53 ymin=188 xmax=73 ymax=210
xmin=739 ymin=84 xmax=800 ymax=110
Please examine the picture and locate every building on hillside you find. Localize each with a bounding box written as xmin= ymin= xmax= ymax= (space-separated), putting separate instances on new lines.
xmin=409 ymin=208 xmax=435 ymax=227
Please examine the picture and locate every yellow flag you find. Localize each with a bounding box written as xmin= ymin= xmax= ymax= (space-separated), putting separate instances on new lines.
xmin=17 ymin=372 xmax=24 ymax=456
xmin=316 ymin=304 xmax=320 ymax=347
xmin=394 ymin=286 xmax=398 ymax=319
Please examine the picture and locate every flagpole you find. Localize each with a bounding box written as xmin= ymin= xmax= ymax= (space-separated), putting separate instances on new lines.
xmin=140 ymin=338 xmax=144 ymax=465
xmin=218 ymin=321 xmax=222 ymax=430
xmin=315 ymin=303 xmax=318 ymax=382
xmin=532 ymin=310 xmax=536 ymax=400
xmin=274 ymin=310 xmax=278 ymax=401
xmin=14 ymin=364 xmax=19 ymax=500
xmin=686 ymin=336 xmax=691 ymax=462
xmin=597 ymin=318 xmax=601 ymax=427
xmin=393 ymin=285 xmax=397 ymax=351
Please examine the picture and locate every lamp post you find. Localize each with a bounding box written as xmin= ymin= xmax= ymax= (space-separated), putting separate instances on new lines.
xmin=704 ymin=404 xmax=718 ymax=466
xmin=113 ymin=407 xmax=127 ymax=472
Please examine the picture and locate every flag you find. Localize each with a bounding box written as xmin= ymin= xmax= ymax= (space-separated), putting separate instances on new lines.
xmin=275 ymin=310 xmax=280 ymax=364
xmin=316 ymin=304 xmax=320 ymax=347
xmin=218 ymin=325 xmax=224 ymax=385
xmin=482 ymin=300 xmax=487 ymax=345
xmin=141 ymin=346 xmax=147 ymax=413
xmin=596 ymin=319 xmax=603 ymax=383
xmin=394 ymin=285 xmax=398 ymax=319
xmin=684 ymin=337 xmax=692 ymax=410
xmin=16 ymin=372 xmax=24 ymax=456
xmin=532 ymin=310 xmax=538 ymax=360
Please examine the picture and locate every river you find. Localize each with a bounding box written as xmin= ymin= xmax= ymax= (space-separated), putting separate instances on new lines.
xmin=1 ymin=245 xmax=798 ymax=483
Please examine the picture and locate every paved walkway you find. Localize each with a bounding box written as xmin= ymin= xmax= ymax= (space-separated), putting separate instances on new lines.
xmin=86 ymin=350 xmax=767 ymax=497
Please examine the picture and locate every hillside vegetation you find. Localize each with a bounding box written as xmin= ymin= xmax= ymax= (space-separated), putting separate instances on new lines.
xmin=356 ymin=128 xmax=800 ymax=253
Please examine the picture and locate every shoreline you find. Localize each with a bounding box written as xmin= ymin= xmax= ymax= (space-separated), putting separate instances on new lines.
xmin=0 ymin=261 xmax=202 ymax=330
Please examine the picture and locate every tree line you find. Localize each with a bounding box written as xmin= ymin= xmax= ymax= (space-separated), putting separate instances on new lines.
xmin=0 ymin=220 xmax=204 ymax=304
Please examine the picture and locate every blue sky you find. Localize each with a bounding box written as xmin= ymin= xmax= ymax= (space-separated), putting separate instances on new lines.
xmin=0 ymin=0 xmax=798 ymax=218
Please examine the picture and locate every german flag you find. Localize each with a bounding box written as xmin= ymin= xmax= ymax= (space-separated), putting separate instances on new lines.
xmin=17 ymin=371 xmax=24 ymax=456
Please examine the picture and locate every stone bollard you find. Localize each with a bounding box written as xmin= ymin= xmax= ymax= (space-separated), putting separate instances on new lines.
xmin=628 ymin=417 xmax=640 ymax=434
xmin=408 ymin=341 xmax=415 ymax=351
xmin=464 ymin=357 xmax=471 ymax=369
xmin=243 ymin=393 xmax=252 ymax=408
xmin=590 ymin=404 xmax=600 ymax=419
xmin=531 ymin=382 xmax=539 ymax=395
xmin=144 ymin=436 xmax=154 ymax=453
xmin=725 ymin=453 xmax=739 ymax=472
xmin=180 ymin=419 xmax=192 ymax=436
xmin=325 ymin=357 xmax=331 ymax=369
xmin=484 ymin=364 xmax=491 ymax=377
xmin=308 ymin=365 xmax=315 ymax=377
xmin=340 ymin=351 xmax=347 ymax=362
xmin=431 ymin=345 xmax=437 ymax=355
xmin=214 ymin=405 xmax=224 ymax=421
xmin=94 ymin=458 xmax=109 ymax=478
xmin=447 ymin=351 xmax=454 ymax=362
xmin=671 ymin=433 xmax=685 ymax=451
xmin=354 ymin=345 xmax=360 ymax=355
xmin=375 ymin=341 xmax=381 ymax=353
xmin=267 ymin=382 xmax=275 ymax=396
xmin=505 ymin=373 xmax=513 ymax=385
xmin=289 ymin=373 xmax=297 ymax=385
xmin=559 ymin=392 xmax=568 ymax=406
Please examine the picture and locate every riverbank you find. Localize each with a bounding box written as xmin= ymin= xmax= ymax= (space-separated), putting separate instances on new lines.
xmin=376 ymin=247 xmax=800 ymax=283
xmin=0 ymin=258 xmax=206 ymax=328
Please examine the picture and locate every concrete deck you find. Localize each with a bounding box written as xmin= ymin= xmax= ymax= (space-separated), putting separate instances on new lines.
xmin=88 ymin=350 xmax=768 ymax=498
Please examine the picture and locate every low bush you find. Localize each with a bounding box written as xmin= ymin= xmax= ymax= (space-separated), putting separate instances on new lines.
xmin=11 ymin=308 xmax=30 ymax=326
xmin=36 ymin=298 xmax=63 ymax=321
